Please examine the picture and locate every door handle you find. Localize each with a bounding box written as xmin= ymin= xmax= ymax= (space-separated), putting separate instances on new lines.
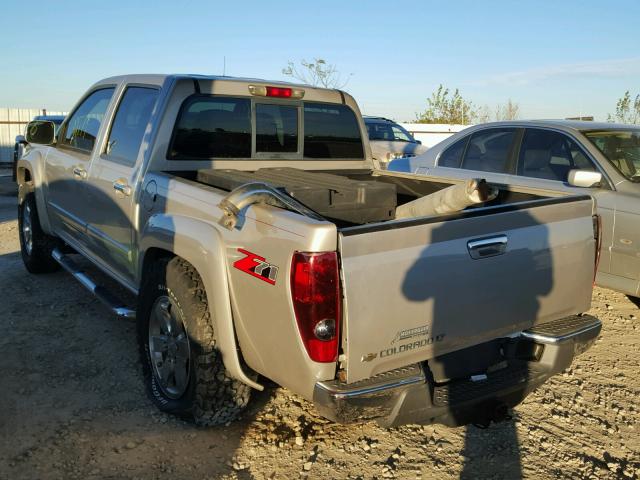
xmin=72 ymin=167 xmax=87 ymax=179
xmin=467 ymin=235 xmax=508 ymax=259
xmin=113 ymin=180 xmax=132 ymax=196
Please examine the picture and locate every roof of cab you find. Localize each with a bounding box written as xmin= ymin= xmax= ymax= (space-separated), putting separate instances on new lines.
xmin=92 ymin=73 xmax=324 ymax=91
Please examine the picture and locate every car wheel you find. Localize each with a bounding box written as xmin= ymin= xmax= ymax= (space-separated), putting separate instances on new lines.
xmin=18 ymin=193 xmax=61 ymax=273
xmin=137 ymin=257 xmax=252 ymax=425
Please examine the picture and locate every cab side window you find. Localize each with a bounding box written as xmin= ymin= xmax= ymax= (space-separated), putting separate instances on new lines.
xmin=518 ymin=129 xmax=595 ymax=182
xmin=106 ymin=87 xmax=159 ymax=165
xmin=461 ymin=128 xmax=516 ymax=173
xmin=60 ymin=88 xmax=115 ymax=152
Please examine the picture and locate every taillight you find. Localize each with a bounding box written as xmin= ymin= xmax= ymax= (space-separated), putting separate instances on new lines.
xmin=248 ymin=84 xmax=305 ymax=99
xmin=290 ymin=252 xmax=341 ymax=363
xmin=593 ymin=214 xmax=602 ymax=285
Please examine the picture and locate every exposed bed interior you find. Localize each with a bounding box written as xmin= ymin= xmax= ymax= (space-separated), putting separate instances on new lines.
xmin=169 ymin=168 xmax=549 ymax=228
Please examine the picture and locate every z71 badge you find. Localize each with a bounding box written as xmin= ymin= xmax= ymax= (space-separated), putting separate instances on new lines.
xmin=233 ymin=248 xmax=279 ymax=285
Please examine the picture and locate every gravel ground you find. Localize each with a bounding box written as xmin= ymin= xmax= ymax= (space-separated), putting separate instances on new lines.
xmin=0 ymin=172 xmax=638 ymax=480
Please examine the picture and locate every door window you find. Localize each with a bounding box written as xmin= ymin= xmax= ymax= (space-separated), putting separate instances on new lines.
xmin=391 ymin=125 xmax=412 ymax=142
xmin=60 ymin=88 xmax=115 ymax=152
xmin=518 ymin=129 xmax=595 ymax=181
xmin=460 ymin=128 xmax=516 ymax=173
xmin=105 ymin=87 xmax=159 ymax=166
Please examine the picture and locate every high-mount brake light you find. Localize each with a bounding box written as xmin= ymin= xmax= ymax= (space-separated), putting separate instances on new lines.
xmin=290 ymin=252 xmax=341 ymax=363
xmin=248 ymin=85 xmax=305 ymax=99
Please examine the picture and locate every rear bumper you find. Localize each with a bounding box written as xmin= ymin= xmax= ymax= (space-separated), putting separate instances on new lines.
xmin=313 ymin=315 xmax=601 ymax=427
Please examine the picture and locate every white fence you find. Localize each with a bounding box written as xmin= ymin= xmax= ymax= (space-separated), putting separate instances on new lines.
xmin=400 ymin=123 xmax=470 ymax=148
xmin=0 ymin=108 xmax=66 ymax=164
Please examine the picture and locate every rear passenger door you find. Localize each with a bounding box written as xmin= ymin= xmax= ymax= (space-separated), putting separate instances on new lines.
xmin=85 ymin=86 xmax=159 ymax=284
xmin=431 ymin=127 xmax=520 ymax=184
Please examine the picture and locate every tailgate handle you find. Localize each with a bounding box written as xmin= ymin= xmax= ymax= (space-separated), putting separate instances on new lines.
xmin=467 ymin=235 xmax=508 ymax=259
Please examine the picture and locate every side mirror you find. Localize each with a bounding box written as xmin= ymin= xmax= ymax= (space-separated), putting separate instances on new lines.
xmin=15 ymin=134 xmax=27 ymax=145
xmin=25 ymin=120 xmax=56 ymax=145
xmin=568 ymin=169 xmax=603 ymax=188
xmin=415 ymin=139 xmax=422 ymax=145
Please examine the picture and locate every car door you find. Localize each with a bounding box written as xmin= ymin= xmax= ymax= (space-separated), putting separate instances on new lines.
xmin=84 ymin=85 xmax=160 ymax=284
xmin=512 ymin=128 xmax=616 ymax=276
xmin=45 ymin=88 xmax=115 ymax=244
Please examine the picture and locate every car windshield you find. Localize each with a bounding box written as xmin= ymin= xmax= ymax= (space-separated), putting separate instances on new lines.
xmin=366 ymin=121 xmax=414 ymax=142
xmin=584 ymin=129 xmax=640 ymax=182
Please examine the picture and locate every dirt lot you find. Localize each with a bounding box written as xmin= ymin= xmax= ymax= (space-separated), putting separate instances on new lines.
xmin=0 ymin=172 xmax=638 ymax=480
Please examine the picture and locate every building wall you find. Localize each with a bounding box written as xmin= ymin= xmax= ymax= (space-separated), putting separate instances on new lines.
xmin=400 ymin=123 xmax=470 ymax=148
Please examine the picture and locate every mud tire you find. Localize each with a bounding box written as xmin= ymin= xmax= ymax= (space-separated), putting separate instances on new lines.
xmin=18 ymin=193 xmax=61 ymax=274
xmin=137 ymin=257 xmax=252 ymax=425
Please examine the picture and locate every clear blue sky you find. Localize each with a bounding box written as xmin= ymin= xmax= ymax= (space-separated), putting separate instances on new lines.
xmin=1 ymin=0 xmax=639 ymax=121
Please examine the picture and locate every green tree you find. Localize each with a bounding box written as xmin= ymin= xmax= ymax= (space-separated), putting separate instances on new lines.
xmin=608 ymin=91 xmax=640 ymax=124
xmin=282 ymin=58 xmax=351 ymax=89
xmin=415 ymin=85 xmax=476 ymax=125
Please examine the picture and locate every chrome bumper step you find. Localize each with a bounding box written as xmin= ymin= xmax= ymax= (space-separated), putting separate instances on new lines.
xmin=51 ymin=249 xmax=136 ymax=319
xmin=520 ymin=314 xmax=601 ymax=344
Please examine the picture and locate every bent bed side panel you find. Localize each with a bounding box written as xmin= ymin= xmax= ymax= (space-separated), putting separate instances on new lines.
xmin=339 ymin=198 xmax=595 ymax=383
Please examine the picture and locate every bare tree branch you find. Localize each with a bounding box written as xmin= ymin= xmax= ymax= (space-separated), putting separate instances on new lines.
xmin=494 ymin=99 xmax=520 ymax=121
xmin=282 ymin=58 xmax=352 ymax=89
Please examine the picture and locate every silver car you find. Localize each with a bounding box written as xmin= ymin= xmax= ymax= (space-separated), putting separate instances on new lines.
xmin=388 ymin=120 xmax=640 ymax=298
xmin=364 ymin=116 xmax=428 ymax=165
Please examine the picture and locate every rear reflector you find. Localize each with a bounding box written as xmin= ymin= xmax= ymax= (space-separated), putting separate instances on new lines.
xmin=248 ymin=84 xmax=305 ymax=99
xmin=291 ymin=252 xmax=341 ymax=363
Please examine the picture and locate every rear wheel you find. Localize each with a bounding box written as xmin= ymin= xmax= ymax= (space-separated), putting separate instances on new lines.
xmin=18 ymin=193 xmax=61 ymax=273
xmin=137 ymin=257 xmax=252 ymax=425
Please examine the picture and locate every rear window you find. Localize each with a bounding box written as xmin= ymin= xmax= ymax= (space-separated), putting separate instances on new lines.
xmin=303 ymin=103 xmax=364 ymax=159
xmin=169 ymin=96 xmax=251 ymax=159
xmin=169 ymin=96 xmax=364 ymax=160
xmin=256 ymin=104 xmax=298 ymax=153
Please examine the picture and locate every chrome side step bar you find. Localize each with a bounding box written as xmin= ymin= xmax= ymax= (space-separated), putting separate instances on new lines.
xmin=51 ymin=249 xmax=136 ymax=319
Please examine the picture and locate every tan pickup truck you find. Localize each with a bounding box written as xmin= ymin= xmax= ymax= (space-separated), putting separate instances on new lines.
xmin=16 ymin=74 xmax=601 ymax=428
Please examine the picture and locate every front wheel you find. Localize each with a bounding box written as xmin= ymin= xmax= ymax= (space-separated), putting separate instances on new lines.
xmin=18 ymin=193 xmax=61 ymax=273
xmin=137 ymin=257 xmax=252 ymax=425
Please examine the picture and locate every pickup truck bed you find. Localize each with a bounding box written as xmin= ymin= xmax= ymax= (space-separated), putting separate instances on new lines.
xmin=181 ymin=167 xmax=597 ymax=384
